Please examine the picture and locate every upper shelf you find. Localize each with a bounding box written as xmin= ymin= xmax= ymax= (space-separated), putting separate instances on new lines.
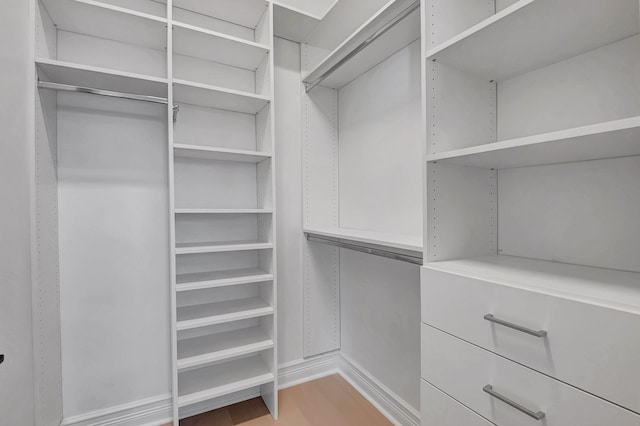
xmin=174 ymin=144 xmax=271 ymax=163
xmin=170 ymin=0 xmax=268 ymax=29
xmin=40 ymin=0 xmax=167 ymax=50
xmin=172 ymin=22 xmax=270 ymax=70
xmin=427 ymin=116 xmax=640 ymax=169
xmin=36 ymin=58 xmax=168 ymax=98
xmin=304 ymin=226 xmax=422 ymax=255
xmin=426 ymin=255 xmax=640 ymax=313
xmin=426 ymin=0 xmax=639 ymax=81
xmin=273 ymin=1 xmax=321 ymax=43
xmin=302 ymin=0 xmax=420 ymax=91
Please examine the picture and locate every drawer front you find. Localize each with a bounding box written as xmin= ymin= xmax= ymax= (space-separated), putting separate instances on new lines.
xmin=421 ymin=379 xmax=492 ymax=426
xmin=421 ymin=267 xmax=640 ymax=413
xmin=421 ymin=324 xmax=640 ymax=426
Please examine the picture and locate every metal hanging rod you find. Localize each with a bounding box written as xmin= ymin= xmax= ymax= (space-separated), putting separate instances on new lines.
xmin=37 ymin=81 xmax=180 ymax=121
xmin=306 ymin=233 xmax=423 ymax=265
xmin=304 ymin=0 xmax=420 ymax=92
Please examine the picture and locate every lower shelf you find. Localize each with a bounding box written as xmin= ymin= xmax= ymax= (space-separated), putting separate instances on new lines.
xmin=177 ymin=297 xmax=274 ymax=331
xmin=175 ymin=240 xmax=273 ymax=254
xmin=177 ymin=327 xmax=274 ymax=371
xmin=176 ymin=268 xmax=273 ymax=292
xmin=178 ymin=355 xmax=274 ymax=407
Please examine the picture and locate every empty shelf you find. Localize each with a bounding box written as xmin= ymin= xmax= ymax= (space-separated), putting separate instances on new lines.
xmin=177 ymin=327 xmax=273 ymax=371
xmin=426 ymin=255 xmax=640 ymax=312
xmin=173 ymin=79 xmax=270 ymax=114
xmin=175 ymin=209 xmax=272 ymax=214
xmin=304 ymin=227 xmax=422 ymax=253
xmin=177 ymin=297 xmax=273 ymax=331
xmin=273 ymin=1 xmax=321 ymax=43
xmin=171 ymin=0 xmax=268 ymax=29
xmin=174 ymin=144 xmax=271 ymax=163
xmin=176 ymin=268 xmax=273 ymax=292
xmin=426 ymin=0 xmax=639 ymax=81
xmin=36 ymin=58 xmax=168 ymax=98
xmin=178 ymin=355 xmax=273 ymax=407
xmin=40 ymin=0 xmax=167 ymax=50
xmin=427 ymin=116 xmax=640 ymax=169
xmin=302 ymin=0 xmax=420 ymax=90
xmin=173 ymin=22 xmax=269 ymax=70
xmin=176 ymin=240 xmax=273 ymax=255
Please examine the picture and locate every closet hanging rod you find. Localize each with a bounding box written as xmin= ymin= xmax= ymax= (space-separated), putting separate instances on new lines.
xmin=305 ymin=233 xmax=423 ymax=265
xmin=304 ymin=0 xmax=420 ymax=92
xmin=37 ymin=81 xmax=180 ymax=121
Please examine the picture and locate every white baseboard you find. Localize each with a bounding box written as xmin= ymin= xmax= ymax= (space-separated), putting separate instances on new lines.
xmin=61 ymin=351 xmax=419 ymax=426
xmin=339 ymin=353 xmax=420 ymax=426
xmin=277 ymin=351 xmax=340 ymax=389
xmin=60 ymin=394 xmax=172 ymax=426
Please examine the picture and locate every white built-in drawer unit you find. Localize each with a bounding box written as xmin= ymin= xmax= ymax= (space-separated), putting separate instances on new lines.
xmin=421 ymin=324 xmax=640 ymax=426
xmin=421 ymin=257 xmax=640 ymax=414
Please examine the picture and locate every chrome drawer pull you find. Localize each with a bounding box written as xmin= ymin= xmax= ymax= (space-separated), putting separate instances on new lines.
xmin=483 ymin=385 xmax=545 ymax=420
xmin=484 ymin=314 xmax=547 ymax=338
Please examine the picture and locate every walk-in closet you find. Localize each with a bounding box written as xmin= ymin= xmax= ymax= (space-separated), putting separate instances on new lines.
xmin=1 ymin=0 xmax=639 ymax=425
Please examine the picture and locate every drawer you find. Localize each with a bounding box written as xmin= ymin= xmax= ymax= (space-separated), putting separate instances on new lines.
xmin=421 ymin=265 xmax=640 ymax=413
xmin=421 ymin=324 xmax=640 ymax=426
xmin=421 ymin=379 xmax=492 ymax=426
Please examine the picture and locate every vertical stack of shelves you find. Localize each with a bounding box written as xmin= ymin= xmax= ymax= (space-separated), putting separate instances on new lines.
xmin=421 ymin=0 xmax=640 ymax=424
xmin=34 ymin=0 xmax=277 ymax=423
xmin=167 ymin=0 xmax=278 ymax=422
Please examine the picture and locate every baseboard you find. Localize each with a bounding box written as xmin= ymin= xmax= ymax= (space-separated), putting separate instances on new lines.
xmin=277 ymin=351 xmax=340 ymax=389
xmin=60 ymin=351 xmax=418 ymax=426
xmin=339 ymin=353 xmax=420 ymax=426
xmin=60 ymin=394 xmax=172 ymax=426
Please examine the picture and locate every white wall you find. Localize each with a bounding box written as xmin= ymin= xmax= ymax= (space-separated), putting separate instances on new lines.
xmin=0 ymin=0 xmax=36 ymax=424
xmin=340 ymin=251 xmax=420 ymax=409
xmin=338 ymin=40 xmax=423 ymax=237
xmin=57 ymin=93 xmax=171 ymax=418
xmin=274 ymin=37 xmax=305 ymax=364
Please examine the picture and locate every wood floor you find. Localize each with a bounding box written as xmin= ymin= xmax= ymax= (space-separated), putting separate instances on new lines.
xmin=175 ymin=374 xmax=392 ymax=426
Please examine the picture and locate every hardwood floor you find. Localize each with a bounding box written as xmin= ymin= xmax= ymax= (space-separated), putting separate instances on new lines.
xmin=175 ymin=374 xmax=392 ymax=426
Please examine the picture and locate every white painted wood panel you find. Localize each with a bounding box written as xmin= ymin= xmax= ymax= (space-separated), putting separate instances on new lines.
xmin=498 ymin=156 xmax=640 ymax=273
xmin=422 ymin=261 xmax=640 ymax=413
xmin=422 ymin=324 xmax=640 ymax=426
xmin=421 ymin=380 xmax=493 ymax=426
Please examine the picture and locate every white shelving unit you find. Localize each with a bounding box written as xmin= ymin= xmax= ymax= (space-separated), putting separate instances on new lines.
xmin=422 ymin=0 xmax=640 ymax=422
xmin=32 ymin=0 xmax=278 ymax=423
xmin=168 ymin=0 xmax=278 ymax=422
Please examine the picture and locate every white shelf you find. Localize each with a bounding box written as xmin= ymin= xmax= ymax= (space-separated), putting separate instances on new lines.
xmin=177 ymin=327 xmax=273 ymax=371
xmin=173 ymin=21 xmax=270 ymax=70
xmin=173 ymin=79 xmax=270 ymax=114
xmin=426 ymin=255 xmax=640 ymax=313
xmin=304 ymin=226 xmax=422 ymax=253
xmin=427 ymin=116 xmax=640 ymax=169
xmin=171 ymin=0 xmax=268 ymax=29
xmin=40 ymin=0 xmax=167 ymax=50
xmin=178 ymin=355 xmax=273 ymax=407
xmin=36 ymin=58 xmax=168 ymax=98
xmin=177 ymin=297 xmax=273 ymax=331
xmin=175 ymin=240 xmax=273 ymax=255
xmin=174 ymin=144 xmax=271 ymax=163
xmin=176 ymin=268 xmax=273 ymax=292
xmin=273 ymin=1 xmax=321 ymax=43
xmin=426 ymin=0 xmax=639 ymax=81
xmin=175 ymin=209 xmax=272 ymax=214
xmin=302 ymin=0 xmax=420 ymax=90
